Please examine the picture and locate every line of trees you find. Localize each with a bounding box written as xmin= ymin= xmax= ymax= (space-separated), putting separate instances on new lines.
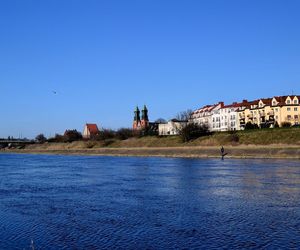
xmin=36 ymin=122 xmax=212 ymax=144
xmin=34 ymin=109 xmax=209 ymax=144
xmin=35 ymin=128 xmax=142 ymax=144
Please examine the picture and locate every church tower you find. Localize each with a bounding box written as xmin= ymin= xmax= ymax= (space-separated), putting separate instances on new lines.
xmin=141 ymin=105 xmax=149 ymax=128
xmin=133 ymin=106 xmax=141 ymax=130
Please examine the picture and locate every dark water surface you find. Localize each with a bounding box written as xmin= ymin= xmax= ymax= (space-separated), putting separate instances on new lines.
xmin=0 ymin=154 xmax=299 ymax=249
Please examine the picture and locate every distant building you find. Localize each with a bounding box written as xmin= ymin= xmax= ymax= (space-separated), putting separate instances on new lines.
xmin=190 ymin=102 xmax=224 ymax=131
xmin=212 ymin=102 xmax=241 ymax=131
xmin=189 ymin=95 xmax=300 ymax=131
xmin=237 ymin=95 xmax=300 ymax=129
xmin=159 ymin=119 xmax=187 ymax=136
xmin=133 ymin=105 xmax=149 ymax=130
xmin=133 ymin=105 xmax=159 ymax=134
xmin=83 ymin=123 xmax=100 ymax=139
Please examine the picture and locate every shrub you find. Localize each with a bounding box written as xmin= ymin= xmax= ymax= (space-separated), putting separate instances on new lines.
xmin=141 ymin=127 xmax=158 ymax=137
xmin=48 ymin=133 xmax=65 ymax=143
xmin=35 ymin=134 xmax=47 ymax=143
xmin=97 ymin=129 xmax=116 ymax=140
xmin=260 ymin=123 xmax=270 ymax=129
xmin=245 ymin=122 xmax=259 ymax=130
xmin=281 ymin=122 xmax=291 ymax=128
xmin=179 ymin=123 xmax=210 ymax=142
xmin=64 ymin=130 xmax=82 ymax=142
xmin=116 ymin=128 xmax=134 ymax=140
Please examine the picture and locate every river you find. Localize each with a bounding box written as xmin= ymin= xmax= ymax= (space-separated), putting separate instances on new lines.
xmin=0 ymin=154 xmax=299 ymax=249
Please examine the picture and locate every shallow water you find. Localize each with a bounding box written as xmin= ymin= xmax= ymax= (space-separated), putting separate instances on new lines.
xmin=0 ymin=154 xmax=299 ymax=249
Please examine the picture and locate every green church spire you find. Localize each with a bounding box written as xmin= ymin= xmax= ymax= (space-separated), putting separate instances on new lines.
xmin=134 ymin=106 xmax=140 ymax=121
xmin=141 ymin=105 xmax=149 ymax=121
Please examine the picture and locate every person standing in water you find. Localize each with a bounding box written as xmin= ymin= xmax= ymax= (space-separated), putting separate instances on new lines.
xmin=221 ymin=146 xmax=227 ymax=160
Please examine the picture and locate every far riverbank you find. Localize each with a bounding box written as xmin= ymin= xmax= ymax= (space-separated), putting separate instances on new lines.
xmin=4 ymin=144 xmax=300 ymax=159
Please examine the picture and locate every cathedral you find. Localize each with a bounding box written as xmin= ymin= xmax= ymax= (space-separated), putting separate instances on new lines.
xmin=133 ymin=105 xmax=158 ymax=134
xmin=133 ymin=105 xmax=149 ymax=130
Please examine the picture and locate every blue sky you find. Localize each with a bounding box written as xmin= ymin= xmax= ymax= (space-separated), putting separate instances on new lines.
xmin=1 ymin=0 xmax=300 ymax=138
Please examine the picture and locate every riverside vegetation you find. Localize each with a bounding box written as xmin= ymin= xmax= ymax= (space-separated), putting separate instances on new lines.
xmin=6 ymin=126 xmax=296 ymax=159
xmin=32 ymin=126 xmax=300 ymax=148
xmin=2 ymin=124 xmax=298 ymax=159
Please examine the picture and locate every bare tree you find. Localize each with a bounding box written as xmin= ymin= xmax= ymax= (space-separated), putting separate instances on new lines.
xmin=178 ymin=122 xmax=210 ymax=142
xmin=175 ymin=109 xmax=193 ymax=121
xmin=35 ymin=134 xmax=47 ymax=143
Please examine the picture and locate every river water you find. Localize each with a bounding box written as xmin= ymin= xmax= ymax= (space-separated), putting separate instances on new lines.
xmin=0 ymin=154 xmax=299 ymax=249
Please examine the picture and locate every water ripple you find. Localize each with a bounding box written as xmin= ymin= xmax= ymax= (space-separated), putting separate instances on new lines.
xmin=0 ymin=154 xmax=300 ymax=249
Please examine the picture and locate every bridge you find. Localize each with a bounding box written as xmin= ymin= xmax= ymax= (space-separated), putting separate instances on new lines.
xmin=0 ymin=140 xmax=34 ymax=149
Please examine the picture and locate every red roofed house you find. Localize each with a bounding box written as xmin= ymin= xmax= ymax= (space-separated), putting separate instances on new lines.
xmin=190 ymin=102 xmax=224 ymax=131
xmin=83 ymin=123 xmax=100 ymax=139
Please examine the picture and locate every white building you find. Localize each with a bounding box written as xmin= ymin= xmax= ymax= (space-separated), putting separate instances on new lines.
xmin=212 ymin=103 xmax=241 ymax=131
xmin=190 ymin=102 xmax=224 ymax=131
xmin=158 ymin=119 xmax=187 ymax=136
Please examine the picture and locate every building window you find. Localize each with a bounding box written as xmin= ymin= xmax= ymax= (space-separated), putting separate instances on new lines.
xmin=287 ymin=108 xmax=291 ymax=111
xmin=287 ymin=115 xmax=291 ymax=120
xmin=294 ymin=107 xmax=298 ymax=111
xmin=287 ymin=100 xmax=291 ymax=104
xmin=295 ymin=115 xmax=299 ymax=120
xmin=294 ymin=100 xmax=298 ymax=104
xmin=275 ymin=108 xmax=278 ymax=112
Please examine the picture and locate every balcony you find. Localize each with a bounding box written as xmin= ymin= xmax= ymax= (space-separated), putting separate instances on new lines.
xmin=259 ymin=111 xmax=266 ymax=117
xmin=269 ymin=116 xmax=275 ymax=121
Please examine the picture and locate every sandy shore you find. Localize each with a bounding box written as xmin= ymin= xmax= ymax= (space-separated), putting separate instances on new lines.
xmin=3 ymin=145 xmax=300 ymax=159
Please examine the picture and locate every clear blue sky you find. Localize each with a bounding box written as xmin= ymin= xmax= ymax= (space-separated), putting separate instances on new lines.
xmin=1 ymin=0 xmax=300 ymax=138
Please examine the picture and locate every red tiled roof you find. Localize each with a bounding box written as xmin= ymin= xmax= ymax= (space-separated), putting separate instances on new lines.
xmin=86 ymin=124 xmax=99 ymax=134
xmin=192 ymin=95 xmax=299 ymax=114
xmin=260 ymin=98 xmax=272 ymax=106
xmin=223 ymin=102 xmax=243 ymax=108
xmin=272 ymin=95 xmax=298 ymax=106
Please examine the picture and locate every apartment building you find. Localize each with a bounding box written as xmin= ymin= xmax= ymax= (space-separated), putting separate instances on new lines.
xmin=190 ymin=102 xmax=224 ymax=131
xmin=189 ymin=95 xmax=300 ymax=132
xmin=238 ymin=95 xmax=300 ymax=129
xmin=212 ymin=103 xmax=241 ymax=131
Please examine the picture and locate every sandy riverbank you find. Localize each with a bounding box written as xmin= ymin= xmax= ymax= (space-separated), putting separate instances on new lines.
xmin=3 ymin=144 xmax=300 ymax=159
